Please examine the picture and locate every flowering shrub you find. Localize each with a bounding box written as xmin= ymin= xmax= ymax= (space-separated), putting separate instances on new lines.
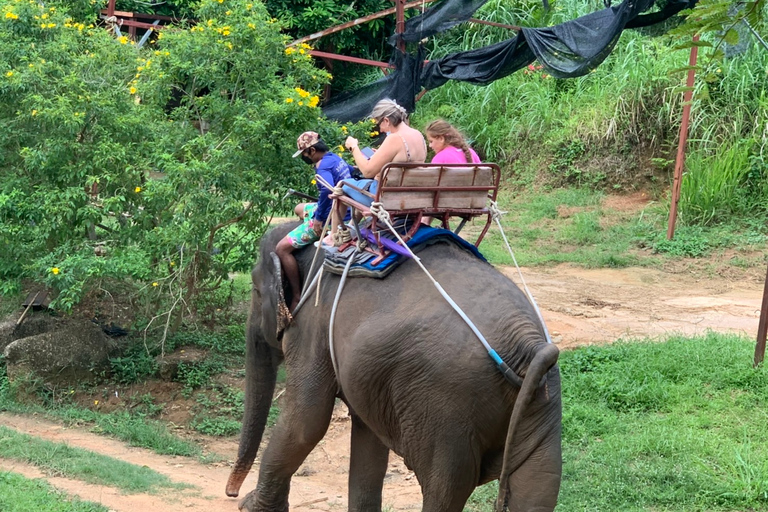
xmin=0 ymin=0 xmax=375 ymax=320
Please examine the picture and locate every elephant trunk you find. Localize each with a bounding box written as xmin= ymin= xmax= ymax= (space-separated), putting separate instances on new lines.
xmin=225 ymin=324 xmax=280 ymax=497
xmin=495 ymin=343 xmax=561 ymax=512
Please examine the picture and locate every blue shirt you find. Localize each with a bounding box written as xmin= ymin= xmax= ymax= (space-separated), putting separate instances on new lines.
xmin=314 ymin=153 xmax=352 ymax=223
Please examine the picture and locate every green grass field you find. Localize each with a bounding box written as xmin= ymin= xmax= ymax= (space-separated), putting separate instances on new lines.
xmin=465 ymin=332 xmax=768 ymax=511
xmin=0 ymin=426 xmax=189 ymax=493
xmin=0 ymin=471 xmax=109 ymax=512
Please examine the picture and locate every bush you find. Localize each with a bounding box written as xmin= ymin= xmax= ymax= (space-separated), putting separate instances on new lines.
xmin=0 ymin=0 xmax=376 ymax=320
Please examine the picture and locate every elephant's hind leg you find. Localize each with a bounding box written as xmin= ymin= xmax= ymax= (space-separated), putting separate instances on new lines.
xmin=417 ymin=443 xmax=479 ymax=512
xmin=238 ymin=361 xmax=337 ymax=511
xmin=348 ymin=414 xmax=389 ymax=512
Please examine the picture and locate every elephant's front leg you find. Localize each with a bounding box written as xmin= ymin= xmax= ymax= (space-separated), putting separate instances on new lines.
xmin=348 ymin=414 xmax=389 ymax=512
xmin=238 ymin=358 xmax=337 ymax=512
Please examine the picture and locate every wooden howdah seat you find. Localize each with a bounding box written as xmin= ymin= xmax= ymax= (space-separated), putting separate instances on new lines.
xmin=336 ymin=162 xmax=501 ymax=254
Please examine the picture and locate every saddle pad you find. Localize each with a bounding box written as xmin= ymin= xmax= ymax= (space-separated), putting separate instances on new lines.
xmin=322 ymin=225 xmax=487 ymax=279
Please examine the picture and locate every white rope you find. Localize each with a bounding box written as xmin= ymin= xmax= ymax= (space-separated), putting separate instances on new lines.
xmin=328 ymin=253 xmax=355 ymax=388
xmin=489 ymin=200 xmax=552 ymax=344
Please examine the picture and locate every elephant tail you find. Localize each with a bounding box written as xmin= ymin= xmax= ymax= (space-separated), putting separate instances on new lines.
xmin=495 ymin=343 xmax=560 ymax=512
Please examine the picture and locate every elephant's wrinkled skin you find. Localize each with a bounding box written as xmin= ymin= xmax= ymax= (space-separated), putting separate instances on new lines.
xmin=226 ymin=222 xmax=562 ymax=512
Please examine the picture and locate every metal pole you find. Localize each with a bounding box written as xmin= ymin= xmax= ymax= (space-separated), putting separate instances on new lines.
xmin=396 ymin=0 xmax=406 ymax=53
xmin=755 ymin=263 xmax=768 ymax=366
xmin=667 ymin=34 xmax=699 ymax=240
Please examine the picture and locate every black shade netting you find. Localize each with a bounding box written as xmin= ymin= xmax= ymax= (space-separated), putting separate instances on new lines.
xmin=389 ymin=0 xmax=491 ymax=45
xmin=322 ymin=0 xmax=698 ymax=122
xmin=322 ymin=49 xmax=424 ymax=124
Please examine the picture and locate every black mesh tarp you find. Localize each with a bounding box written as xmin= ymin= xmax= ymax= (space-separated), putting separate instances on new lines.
xmin=323 ymin=0 xmax=697 ymax=122
xmin=388 ymin=0 xmax=491 ymax=45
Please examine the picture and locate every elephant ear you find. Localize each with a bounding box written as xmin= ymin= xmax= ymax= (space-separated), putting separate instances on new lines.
xmin=260 ymin=252 xmax=293 ymax=345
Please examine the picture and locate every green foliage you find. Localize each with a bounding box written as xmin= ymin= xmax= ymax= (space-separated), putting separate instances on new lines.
xmin=466 ymin=333 xmax=768 ymax=511
xmin=175 ymin=359 xmax=225 ymax=395
xmin=680 ymin=139 xmax=762 ymax=225
xmin=0 ymin=471 xmax=109 ymax=512
xmin=265 ymin=0 xmax=395 ymax=87
xmin=0 ymin=0 xmax=380 ymax=319
xmin=109 ymin=347 xmax=159 ymax=385
xmin=0 ymin=425 xmax=188 ymax=492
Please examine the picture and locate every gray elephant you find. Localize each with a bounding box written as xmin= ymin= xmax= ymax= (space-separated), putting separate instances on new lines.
xmin=226 ymin=222 xmax=562 ymax=512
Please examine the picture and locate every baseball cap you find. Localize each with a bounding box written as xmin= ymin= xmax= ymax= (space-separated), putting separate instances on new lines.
xmin=292 ymin=131 xmax=320 ymax=158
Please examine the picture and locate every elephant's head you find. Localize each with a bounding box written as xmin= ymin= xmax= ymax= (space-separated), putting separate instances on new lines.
xmin=226 ymin=223 xmax=298 ymax=497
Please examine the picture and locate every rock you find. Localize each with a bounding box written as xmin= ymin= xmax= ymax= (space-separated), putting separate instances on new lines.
xmin=0 ymin=313 xmax=62 ymax=354
xmin=156 ymin=346 xmax=209 ymax=381
xmin=3 ymin=322 xmax=116 ymax=384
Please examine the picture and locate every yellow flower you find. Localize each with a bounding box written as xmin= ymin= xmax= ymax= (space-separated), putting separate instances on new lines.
xmin=129 ymin=86 xmax=137 ymax=94
xmin=308 ymin=96 xmax=319 ymax=108
xmin=41 ymin=12 xmax=48 ymax=19
xmin=5 ymin=11 xmax=18 ymax=19
xmin=217 ymin=0 xmax=223 ymax=3
xmin=46 ymin=22 xmax=55 ymax=28
xmin=285 ymin=47 xmax=295 ymax=55
xmin=300 ymin=43 xmax=311 ymax=50
xmin=247 ymin=3 xmax=253 ymax=9
xmin=341 ymin=126 xmax=348 ymax=133
xmin=119 ymin=35 xmax=128 ymax=44
xmin=369 ymin=131 xmax=379 ymax=137
xmin=170 ymin=261 xmax=175 ymax=266
xmin=222 ymin=28 xmax=230 ymax=36
xmin=134 ymin=186 xmax=141 ymax=193
xmin=248 ymin=22 xmax=255 ymax=29
xmin=207 ymin=19 xmax=213 ymax=26
xmin=31 ymin=109 xmax=37 ymax=116
xmin=5 ymin=71 xmax=12 ymax=77
xmin=299 ymin=49 xmax=305 ymax=54
xmin=226 ymin=42 xmax=233 ymax=50
xmin=51 ymin=267 xmax=60 ymax=275
xmin=298 ymin=101 xmax=303 ymax=106
xmin=337 ymin=145 xmax=345 ymax=153
xmin=152 ymin=282 xmax=158 ymax=287
xmin=311 ymin=179 xmax=316 ymax=185
xmin=285 ymin=97 xmax=293 ymax=103
xmin=94 ymin=400 xmax=99 ymax=405
xmin=225 ymin=10 xmax=231 ymax=15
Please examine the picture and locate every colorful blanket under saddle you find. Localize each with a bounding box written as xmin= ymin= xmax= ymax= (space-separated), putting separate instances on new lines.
xmin=322 ymin=224 xmax=487 ymax=279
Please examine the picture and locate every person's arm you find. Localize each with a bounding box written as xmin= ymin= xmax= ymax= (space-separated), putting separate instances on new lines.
xmin=312 ymin=168 xmax=333 ymax=231
xmin=345 ymin=135 xmax=401 ymax=178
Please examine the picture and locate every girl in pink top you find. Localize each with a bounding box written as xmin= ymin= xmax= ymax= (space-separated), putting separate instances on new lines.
xmin=426 ymin=120 xmax=481 ymax=164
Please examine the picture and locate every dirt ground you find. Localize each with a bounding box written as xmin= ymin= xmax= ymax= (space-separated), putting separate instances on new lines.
xmin=2 ymin=258 xmax=767 ymax=510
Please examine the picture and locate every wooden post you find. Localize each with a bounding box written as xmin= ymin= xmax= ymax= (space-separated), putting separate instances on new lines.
xmin=755 ymin=263 xmax=768 ymax=366
xmin=667 ymin=35 xmax=699 ymax=240
xmin=107 ymin=0 xmax=115 ymax=17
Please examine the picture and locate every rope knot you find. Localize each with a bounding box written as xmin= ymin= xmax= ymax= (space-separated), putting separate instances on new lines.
xmin=489 ymin=200 xmax=507 ymax=222
xmin=370 ymin=201 xmax=391 ymax=224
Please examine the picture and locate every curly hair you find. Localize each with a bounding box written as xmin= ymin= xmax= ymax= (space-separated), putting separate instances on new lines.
xmin=426 ymin=119 xmax=473 ymax=163
xmin=369 ymin=98 xmax=409 ymax=127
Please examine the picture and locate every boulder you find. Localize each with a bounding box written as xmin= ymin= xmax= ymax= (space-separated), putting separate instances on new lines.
xmin=3 ymin=322 xmax=117 ymax=384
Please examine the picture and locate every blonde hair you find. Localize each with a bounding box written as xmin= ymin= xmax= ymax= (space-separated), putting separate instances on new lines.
xmin=426 ymin=119 xmax=473 ymax=163
xmin=370 ymin=98 xmax=408 ymax=127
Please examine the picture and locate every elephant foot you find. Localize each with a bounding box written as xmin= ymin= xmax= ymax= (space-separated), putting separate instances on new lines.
xmin=238 ymin=490 xmax=289 ymax=512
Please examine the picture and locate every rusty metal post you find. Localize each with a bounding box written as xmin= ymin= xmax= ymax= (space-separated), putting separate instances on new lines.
xmin=667 ymin=35 xmax=699 ymax=240
xmin=396 ymin=0 xmax=406 ymax=53
xmin=107 ymin=0 xmax=115 ymax=17
xmin=755 ymin=263 xmax=768 ymax=366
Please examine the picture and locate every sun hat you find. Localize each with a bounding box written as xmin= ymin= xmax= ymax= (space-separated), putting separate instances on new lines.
xmin=292 ymin=131 xmax=321 ymax=158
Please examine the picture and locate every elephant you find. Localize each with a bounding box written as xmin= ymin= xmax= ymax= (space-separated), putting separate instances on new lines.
xmin=225 ymin=221 xmax=562 ymax=512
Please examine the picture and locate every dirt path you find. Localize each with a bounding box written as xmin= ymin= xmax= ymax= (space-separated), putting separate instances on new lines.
xmin=1 ymin=263 xmax=765 ymax=511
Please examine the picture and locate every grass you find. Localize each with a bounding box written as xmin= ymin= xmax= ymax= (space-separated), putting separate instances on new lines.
xmin=465 ymin=332 xmax=768 ymax=511
xmin=0 ymin=425 xmax=189 ymax=493
xmin=468 ymin=186 xmax=768 ymax=268
xmin=0 ymin=471 xmax=109 ymax=512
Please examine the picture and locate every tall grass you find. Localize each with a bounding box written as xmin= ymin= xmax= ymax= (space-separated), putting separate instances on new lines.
xmin=410 ymin=0 xmax=768 ymax=226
